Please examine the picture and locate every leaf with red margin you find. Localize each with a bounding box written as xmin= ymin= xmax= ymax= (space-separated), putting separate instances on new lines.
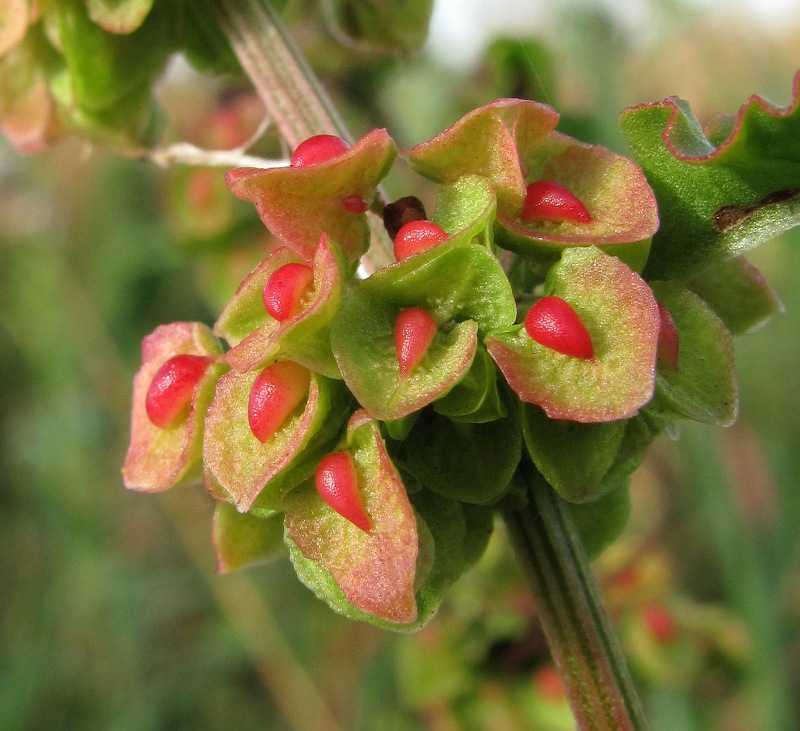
xmin=283 ymin=411 xmax=419 ymax=624
xmin=620 ymin=72 xmax=800 ymax=279
xmin=402 ymin=99 xmax=558 ymax=211
xmin=486 ymin=247 xmax=659 ymax=423
xmin=123 ymin=322 xmax=226 ymax=492
xmin=203 ymin=369 xmax=350 ymax=512
xmin=214 ymin=238 xmax=343 ymax=378
xmin=496 ymin=136 xmax=659 ymax=274
xmin=212 ymin=502 xmax=285 ymax=574
xmin=226 ymin=128 xmax=396 ymax=262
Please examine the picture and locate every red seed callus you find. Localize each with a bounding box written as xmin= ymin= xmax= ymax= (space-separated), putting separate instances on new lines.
xmin=525 ymin=296 xmax=594 ymax=359
xmin=315 ymin=452 xmax=371 ymax=532
xmin=395 ymin=307 xmax=438 ymax=378
xmin=263 ymin=263 xmax=315 ymax=321
xmin=656 ymin=302 xmax=680 ymax=371
xmin=393 ymin=220 xmax=448 ymax=261
xmin=145 ymin=354 xmax=214 ymax=428
xmin=290 ymin=134 xmax=350 ymax=167
xmin=247 ymin=361 xmax=311 ymax=443
xmin=341 ymin=195 xmax=368 ymax=214
xmin=521 ymin=180 xmax=592 ymax=224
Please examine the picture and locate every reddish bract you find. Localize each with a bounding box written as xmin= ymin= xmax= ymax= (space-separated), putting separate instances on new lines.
xmin=145 ymin=354 xmax=214 ymax=428
xmin=263 ymin=263 xmax=315 ymax=322
xmin=393 ymin=220 xmax=448 ymax=261
xmin=524 ymin=296 xmax=594 ymax=359
xmin=315 ymin=451 xmax=371 ymax=532
xmin=520 ymin=180 xmax=592 ymax=224
xmin=394 ymin=307 xmax=438 ymax=378
xmin=656 ymin=302 xmax=680 ymax=371
xmin=290 ymin=134 xmax=350 ymax=167
xmin=247 ymin=361 xmax=311 ymax=443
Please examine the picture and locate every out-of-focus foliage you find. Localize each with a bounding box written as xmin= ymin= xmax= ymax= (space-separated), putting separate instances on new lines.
xmin=1 ymin=1 xmax=799 ymax=729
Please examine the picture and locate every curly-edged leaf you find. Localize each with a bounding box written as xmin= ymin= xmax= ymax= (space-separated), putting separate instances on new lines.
xmin=567 ymin=479 xmax=631 ymax=560
xmin=433 ymin=344 xmax=507 ymax=423
xmin=284 ymin=412 xmax=419 ymax=624
xmin=203 ymin=369 xmax=349 ymax=512
xmin=363 ymin=240 xmax=516 ymax=333
xmin=496 ymin=136 xmax=658 ymax=273
xmin=402 ymin=99 xmax=558 ymax=211
xmin=86 ymin=0 xmax=153 ymax=33
xmin=648 ymin=281 xmax=737 ymax=426
xmin=620 ymin=72 xmax=800 ymax=279
xmin=402 ymin=405 xmax=521 ymax=504
xmin=214 ymin=238 xmax=343 ymax=378
xmin=226 ymin=128 xmax=396 ymax=262
xmin=431 ymin=174 xmax=497 ymax=249
xmin=521 ymin=404 xmax=626 ymax=503
xmin=332 ymin=283 xmax=478 ymax=421
xmin=486 ymin=247 xmax=659 ymax=422
xmin=212 ymin=502 xmax=285 ymax=574
xmin=506 ymin=255 xmax=657 ymax=420
xmin=686 ymin=256 xmax=783 ymax=336
xmin=57 ymin=0 xmax=173 ymax=111
xmin=123 ymin=322 xmax=225 ymax=492
xmin=0 ymin=28 xmax=63 ymax=152
xmin=323 ymin=0 xmax=434 ymax=54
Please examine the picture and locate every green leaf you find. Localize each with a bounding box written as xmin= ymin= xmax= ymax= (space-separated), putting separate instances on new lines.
xmin=56 ymin=0 xmax=173 ymax=111
xmin=212 ymin=502 xmax=285 ymax=573
xmin=122 ymin=322 xmax=226 ymax=492
xmin=85 ymin=0 xmax=154 ymax=33
xmin=402 ymin=404 xmax=521 ymax=505
xmin=567 ymin=480 xmax=632 ymax=560
xmin=214 ymin=237 xmax=343 ymax=378
xmin=521 ymin=404 xmax=626 ymax=503
xmin=226 ymin=128 xmax=396 ymax=262
xmin=284 ymin=412 xmax=419 ymax=624
xmin=203 ymin=369 xmax=350 ymax=511
xmin=486 ymin=247 xmax=659 ymax=422
xmin=431 ymin=174 xmax=497 ymax=249
xmin=433 ymin=344 xmax=507 ymax=423
xmin=322 ymin=0 xmax=434 ymax=55
xmin=331 ymin=283 xmax=478 ymax=421
xmin=620 ymin=73 xmax=800 ymax=279
xmin=686 ymin=256 xmax=783 ymax=336
xmin=180 ymin=0 xmax=240 ymax=73
xmin=648 ymin=280 xmax=737 ymax=426
xmin=362 ymin=240 xmax=516 ymax=333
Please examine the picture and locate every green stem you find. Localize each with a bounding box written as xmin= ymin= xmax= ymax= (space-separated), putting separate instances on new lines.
xmin=503 ymin=462 xmax=649 ymax=731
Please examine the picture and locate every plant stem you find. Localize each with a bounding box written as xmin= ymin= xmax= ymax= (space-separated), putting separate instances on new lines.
xmin=503 ymin=462 xmax=649 ymax=731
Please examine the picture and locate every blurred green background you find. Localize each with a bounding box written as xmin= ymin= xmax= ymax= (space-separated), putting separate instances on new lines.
xmin=1 ymin=1 xmax=799 ymax=729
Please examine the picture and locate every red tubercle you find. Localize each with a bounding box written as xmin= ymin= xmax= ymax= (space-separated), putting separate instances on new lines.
xmin=393 ymin=220 xmax=449 ymax=261
xmin=656 ymin=302 xmax=680 ymax=371
xmin=290 ymin=134 xmax=350 ymax=167
xmin=247 ymin=361 xmax=311 ymax=443
xmin=524 ymin=296 xmax=594 ymax=359
xmin=315 ymin=451 xmax=372 ymax=532
xmin=263 ymin=262 xmax=315 ymax=322
xmin=145 ymin=354 xmax=214 ymax=428
xmin=395 ymin=307 xmax=438 ymax=378
xmin=642 ymin=604 xmax=680 ymax=644
xmin=341 ymin=195 xmax=369 ymax=214
xmin=520 ymin=180 xmax=592 ymax=224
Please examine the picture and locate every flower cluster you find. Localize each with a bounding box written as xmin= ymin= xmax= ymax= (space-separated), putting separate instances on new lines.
xmin=124 ymin=97 xmax=773 ymax=628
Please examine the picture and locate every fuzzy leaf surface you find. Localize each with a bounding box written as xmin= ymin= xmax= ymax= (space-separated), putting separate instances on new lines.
xmin=620 ymin=73 xmax=800 ymax=279
xmin=212 ymin=502 xmax=285 ymax=574
xmin=487 ymin=247 xmax=659 ymax=422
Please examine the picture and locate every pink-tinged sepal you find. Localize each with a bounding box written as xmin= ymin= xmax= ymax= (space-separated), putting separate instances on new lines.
xmin=284 ymin=411 xmax=418 ymax=624
xmin=226 ymin=128 xmax=396 ymax=262
xmin=123 ymin=322 xmax=226 ymax=492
